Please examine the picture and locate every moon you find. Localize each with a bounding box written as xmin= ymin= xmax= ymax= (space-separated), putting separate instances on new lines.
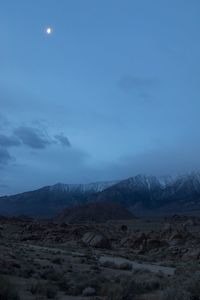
xmin=45 ymin=27 xmax=53 ymax=35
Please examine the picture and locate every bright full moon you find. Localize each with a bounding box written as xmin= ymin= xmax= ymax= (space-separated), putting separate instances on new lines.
xmin=46 ymin=27 xmax=53 ymax=35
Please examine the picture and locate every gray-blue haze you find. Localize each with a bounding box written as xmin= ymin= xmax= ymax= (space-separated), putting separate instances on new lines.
xmin=0 ymin=0 xmax=200 ymax=195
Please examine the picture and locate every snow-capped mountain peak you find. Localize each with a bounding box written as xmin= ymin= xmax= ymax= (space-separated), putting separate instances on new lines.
xmin=50 ymin=181 xmax=119 ymax=193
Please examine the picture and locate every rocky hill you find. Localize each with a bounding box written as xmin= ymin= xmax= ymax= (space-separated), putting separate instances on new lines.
xmin=55 ymin=201 xmax=135 ymax=223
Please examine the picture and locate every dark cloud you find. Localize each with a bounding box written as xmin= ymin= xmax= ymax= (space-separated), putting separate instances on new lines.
xmin=0 ymin=183 xmax=8 ymax=188
xmin=117 ymin=76 xmax=156 ymax=92
xmin=54 ymin=134 xmax=71 ymax=147
xmin=14 ymin=126 xmax=51 ymax=149
xmin=0 ymin=147 xmax=12 ymax=165
xmin=0 ymin=114 xmax=9 ymax=129
xmin=100 ymin=140 xmax=200 ymax=180
xmin=0 ymin=134 xmax=20 ymax=147
xmin=0 ymin=146 xmax=93 ymax=195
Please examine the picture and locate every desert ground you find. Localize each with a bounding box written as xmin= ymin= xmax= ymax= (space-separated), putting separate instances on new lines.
xmin=0 ymin=215 xmax=200 ymax=300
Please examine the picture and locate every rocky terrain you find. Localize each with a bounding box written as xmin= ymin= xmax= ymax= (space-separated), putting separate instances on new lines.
xmin=1 ymin=173 xmax=200 ymax=217
xmin=1 ymin=215 xmax=200 ymax=299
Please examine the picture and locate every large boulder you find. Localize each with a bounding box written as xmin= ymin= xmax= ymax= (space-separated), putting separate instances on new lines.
xmin=132 ymin=233 xmax=147 ymax=250
xmin=82 ymin=287 xmax=96 ymax=296
xmin=82 ymin=232 xmax=111 ymax=249
xmin=146 ymin=238 xmax=168 ymax=250
xmin=182 ymin=248 xmax=200 ymax=261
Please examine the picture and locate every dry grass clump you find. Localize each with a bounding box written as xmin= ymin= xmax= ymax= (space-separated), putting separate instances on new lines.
xmin=161 ymin=267 xmax=200 ymax=300
xmin=101 ymin=260 xmax=132 ymax=270
xmin=185 ymin=271 xmax=200 ymax=299
xmin=39 ymin=266 xmax=63 ymax=281
xmin=30 ymin=280 xmax=57 ymax=299
xmin=66 ymin=272 xmax=106 ymax=296
xmin=162 ymin=288 xmax=191 ymax=300
xmin=0 ymin=276 xmax=20 ymax=300
xmin=51 ymin=256 xmax=64 ymax=265
xmin=101 ymin=272 xmax=162 ymax=300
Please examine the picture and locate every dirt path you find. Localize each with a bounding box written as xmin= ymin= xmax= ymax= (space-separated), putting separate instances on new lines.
xmin=99 ymin=255 xmax=175 ymax=276
xmin=21 ymin=243 xmax=175 ymax=276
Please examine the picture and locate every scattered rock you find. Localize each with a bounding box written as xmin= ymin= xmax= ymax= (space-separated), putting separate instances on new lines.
xmin=146 ymin=239 xmax=168 ymax=250
xmin=82 ymin=232 xmax=111 ymax=249
xmin=82 ymin=287 xmax=96 ymax=296
xmin=120 ymin=224 xmax=128 ymax=232
xmin=182 ymin=248 xmax=200 ymax=260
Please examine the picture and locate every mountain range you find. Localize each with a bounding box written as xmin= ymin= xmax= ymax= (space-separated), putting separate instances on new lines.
xmin=1 ymin=173 xmax=200 ymax=218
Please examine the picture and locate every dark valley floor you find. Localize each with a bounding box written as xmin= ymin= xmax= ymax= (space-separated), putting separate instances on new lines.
xmin=0 ymin=214 xmax=200 ymax=299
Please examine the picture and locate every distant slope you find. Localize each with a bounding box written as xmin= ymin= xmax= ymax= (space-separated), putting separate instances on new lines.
xmin=94 ymin=175 xmax=163 ymax=210
xmin=95 ymin=174 xmax=200 ymax=213
xmin=55 ymin=201 xmax=134 ymax=223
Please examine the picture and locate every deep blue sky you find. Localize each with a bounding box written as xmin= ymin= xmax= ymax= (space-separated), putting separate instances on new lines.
xmin=0 ymin=0 xmax=200 ymax=194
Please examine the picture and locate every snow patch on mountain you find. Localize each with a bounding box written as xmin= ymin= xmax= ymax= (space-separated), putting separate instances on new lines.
xmin=49 ymin=173 xmax=200 ymax=194
xmin=50 ymin=181 xmax=119 ymax=193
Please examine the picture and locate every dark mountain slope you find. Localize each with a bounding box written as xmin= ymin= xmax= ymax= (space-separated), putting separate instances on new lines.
xmin=94 ymin=175 xmax=161 ymax=208
xmin=0 ymin=182 xmax=117 ymax=218
xmin=95 ymin=174 xmax=200 ymax=213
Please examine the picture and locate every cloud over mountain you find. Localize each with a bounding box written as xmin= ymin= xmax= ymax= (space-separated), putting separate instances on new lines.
xmin=0 ymin=134 xmax=21 ymax=148
xmin=117 ymin=75 xmax=156 ymax=92
xmin=0 ymin=147 xmax=12 ymax=165
xmin=54 ymin=134 xmax=71 ymax=147
xmin=14 ymin=126 xmax=51 ymax=149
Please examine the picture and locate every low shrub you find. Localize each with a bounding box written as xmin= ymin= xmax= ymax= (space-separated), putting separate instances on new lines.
xmin=0 ymin=276 xmax=20 ymax=300
xmin=30 ymin=280 xmax=57 ymax=299
xmin=162 ymin=288 xmax=191 ymax=300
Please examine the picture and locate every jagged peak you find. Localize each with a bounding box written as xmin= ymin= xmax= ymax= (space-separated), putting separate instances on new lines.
xmin=50 ymin=181 xmax=119 ymax=193
xmin=50 ymin=173 xmax=200 ymax=193
xmin=117 ymin=174 xmax=163 ymax=190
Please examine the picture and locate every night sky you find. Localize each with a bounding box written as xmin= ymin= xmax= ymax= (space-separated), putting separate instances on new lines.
xmin=0 ymin=0 xmax=200 ymax=195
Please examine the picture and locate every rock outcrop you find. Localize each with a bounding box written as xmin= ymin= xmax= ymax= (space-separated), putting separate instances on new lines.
xmin=82 ymin=232 xmax=111 ymax=249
